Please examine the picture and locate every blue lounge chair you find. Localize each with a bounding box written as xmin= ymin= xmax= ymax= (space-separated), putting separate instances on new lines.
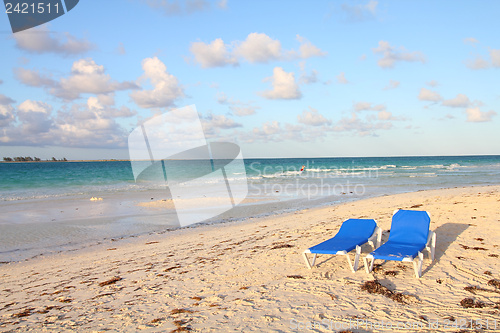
xmin=303 ymin=219 xmax=381 ymax=272
xmin=363 ymin=209 xmax=437 ymax=278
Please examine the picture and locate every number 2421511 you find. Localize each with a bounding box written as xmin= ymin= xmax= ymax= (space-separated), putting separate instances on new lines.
xmin=5 ymin=2 xmax=60 ymax=14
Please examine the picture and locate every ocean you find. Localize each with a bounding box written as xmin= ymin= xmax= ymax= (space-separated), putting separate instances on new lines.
xmin=1 ymin=155 xmax=500 ymax=262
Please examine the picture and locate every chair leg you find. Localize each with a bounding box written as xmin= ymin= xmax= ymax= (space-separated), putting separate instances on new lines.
xmin=353 ymin=245 xmax=361 ymax=272
xmin=303 ymin=252 xmax=312 ymax=269
xmin=345 ymin=254 xmax=354 ymax=273
xmin=412 ymin=252 xmax=424 ymax=278
xmin=376 ymin=227 xmax=382 ymax=248
xmin=431 ymin=232 xmax=436 ymax=261
xmin=426 ymin=231 xmax=437 ymax=261
xmin=418 ymin=252 xmax=423 ymax=277
xmin=311 ymin=254 xmax=317 ymax=267
xmin=363 ymin=256 xmax=374 ymax=274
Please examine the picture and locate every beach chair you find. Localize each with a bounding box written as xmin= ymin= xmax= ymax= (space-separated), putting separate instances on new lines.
xmin=363 ymin=209 xmax=437 ymax=278
xmin=303 ymin=219 xmax=381 ymax=272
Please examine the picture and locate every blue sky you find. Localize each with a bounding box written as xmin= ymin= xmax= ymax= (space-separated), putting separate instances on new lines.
xmin=0 ymin=0 xmax=499 ymax=160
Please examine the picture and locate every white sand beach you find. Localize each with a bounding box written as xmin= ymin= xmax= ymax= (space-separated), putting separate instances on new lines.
xmin=1 ymin=186 xmax=499 ymax=332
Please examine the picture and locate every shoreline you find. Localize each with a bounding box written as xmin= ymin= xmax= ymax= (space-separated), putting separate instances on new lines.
xmin=0 ymin=184 xmax=497 ymax=264
xmin=1 ymin=185 xmax=499 ymax=331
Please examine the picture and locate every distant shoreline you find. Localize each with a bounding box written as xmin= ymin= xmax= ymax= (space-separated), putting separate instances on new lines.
xmin=2 ymin=154 xmax=500 ymax=163
xmin=0 ymin=159 xmax=131 ymax=163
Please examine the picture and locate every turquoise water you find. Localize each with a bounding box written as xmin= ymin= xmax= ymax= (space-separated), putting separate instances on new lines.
xmin=2 ymin=155 xmax=500 ymax=201
xmin=1 ymin=155 xmax=500 ymax=262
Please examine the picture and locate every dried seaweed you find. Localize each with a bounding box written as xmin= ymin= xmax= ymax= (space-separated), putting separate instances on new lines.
xmin=164 ymin=265 xmax=182 ymax=272
xmin=488 ymin=279 xmax=500 ymax=289
xmin=460 ymin=298 xmax=485 ymax=308
xmin=170 ymin=308 xmax=194 ymax=315
xmin=151 ymin=317 xmax=164 ymax=323
xmin=361 ymin=280 xmax=408 ymax=304
xmin=12 ymin=308 xmax=34 ymax=318
xmin=271 ymin=243 xmax=294 ymax=249
xmin=384 ymin=270 xmax=399 ymax=277
xmin=459 ymin=244 xmax=488 ymax=251
xmin=98 ymin=276 xmax=122 ymax=287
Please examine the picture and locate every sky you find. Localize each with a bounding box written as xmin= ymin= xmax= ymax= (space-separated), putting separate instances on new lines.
xmin=0 ymin=0 xmax=499 ymax=160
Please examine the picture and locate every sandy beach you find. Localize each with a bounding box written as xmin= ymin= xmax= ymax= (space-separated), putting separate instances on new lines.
xmin=1 ymin=185 xmax=499 ymax=332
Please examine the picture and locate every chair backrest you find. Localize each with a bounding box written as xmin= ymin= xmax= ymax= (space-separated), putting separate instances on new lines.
xmin=336 ymin=218 xmax=377 ymax=239
xmin=388 ymin=210 xmax=430 ymax=245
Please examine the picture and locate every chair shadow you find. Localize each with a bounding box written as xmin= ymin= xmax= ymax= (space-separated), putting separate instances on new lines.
xmin=423 ymin=222 xmax=469 ymax=274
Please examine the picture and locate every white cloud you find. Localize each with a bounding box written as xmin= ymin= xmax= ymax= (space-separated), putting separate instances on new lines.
xmin=350 ymin=102 xmax=403 ymax=121
xmin=140 ymin=0 xmax=211 ymax=15
xmin=18 ymin=100 xmax=52 ymax=114
xmin=466 ymin=107 xmax=497 ymax=122
xmin=341 ymin=0 xmax=378 ymax=22
xmin=217 ymin=0 xmax=227 ymax=9
xmin=418 ymin=88 xmax=442 ymax=102
xmin=237 ymin=119 xmax=332 ymax=143
xmin=442 ymin=94 xmax=471 ymax=108
xmin=88 ymin=95 xmax=134 ymax=117
xmin=216 ymin=91 xmax=229 ymax=104
xmin=235 ymin=121 xmax=284 ymax=143
xmin=216 ymin=92 xmax=260 ymax=116
xmin=491 ymin=49 xmax=500 ymax=67
xmin=0 ymin=94 xmax=16 ymax=105
xmin=55 ymin=59 xmax=137 ymax=100
xmin=0 ymin=94 xmax=16 ymax=127
xmin=15 ymin=59 xmax=137 ymax=100
xmin=230 ymin=105 xmax=258 ymax=116
xmin=377 ymin=110 xmax=394 ymax=120
xmin=1 ymin=99 xmax=134 ymax=147
xmin=297 ymin=107 xmax=332 ymax=126
xmin=373 ymin=41 xmax=425 ymax=69
xmin=463 ymin=37 xmax=479 ymax=45
xmin=72 ymin=58 xmax=104 ymax=75
xmin=465 ymin=48 xmax=500 ymax=69
xmin=300 ymin=69 xmax=319 ymax=84
xmin=203 ymin=114 xmax=242 ymax=130
xmin=186 ymin=0 xmax=210 ymax=13
xmin=296 ymin=35 xmax=328 ymax=58
xmin=190 ymin=38 xmax=238 ymax=68
xmin=14 ymin=68 xmax=58 ymax=87
xmin=0 ymin=105 xmax=15 ymax=127
xmin=426 ymin=80 xmax=439 ymax=87
xmin=86 ymin=95 xmax=120 ymax=118
xmin=383 ymin=80 xmax=400 ymax=90
xmin=336 ymin=72 xmax=349 ymax=84
xmin=130 ymin=56 xmax=184 ymax=108
xmin=466 ymin=56 xmax=490 ymax=70
xmin=354 ymin=102 xmax=371 ymax=111
xmin=116 ymin=43 xmax=126 ymax=55
xmin=253 ymin=121 xmax=281 ymax=136
xmin=190 ymin=33 xmax=326 ymax=67
xmin=259 ymin=67 xmax=302 ymax=100
xmin=16 ymin=100 xmax=54 ymax=135
xmin=234 ymin=33 xmax=282 ymax=63
xmin=353 ymin=102 xmax=385 ymax=112
xmin=14 ymin=26 xmax=94 ymax=56
xmin=332 ymin=112 xmax=392 ymax=136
